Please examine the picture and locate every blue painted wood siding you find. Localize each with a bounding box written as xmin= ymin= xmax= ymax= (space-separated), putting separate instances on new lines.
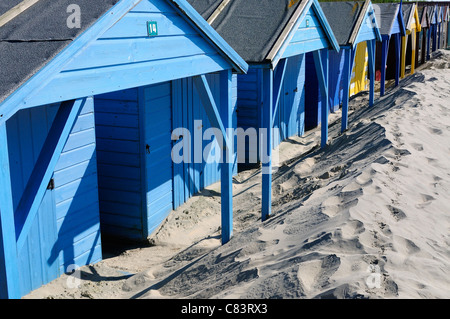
xmin=236 ymin=56 xmax=306 ymax=160
xmin=355 ymin=8 xmax=380 ymax=44
xmin=31 ymin=0 xmax=231 ymax=108
xmin=328 ymin=50 xmax=345 ymax=113
xmin=236 ymin=69 xmax=261 ymax=164
xmin=6 ymin=98 xmax=100 ymax=297
xmin=282 ymin=6 xmax=330 ymax=59
xmin=273 ymin=55 xmax=306 ymax=148
xmin=95 ymin=89 xmax=144 ymax=240
xmin=96 ymin=73 xmax=237 ymax=241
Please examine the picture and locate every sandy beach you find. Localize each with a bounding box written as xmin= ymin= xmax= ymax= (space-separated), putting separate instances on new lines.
xmin=24 ymin=49 xmax=450 ymax=300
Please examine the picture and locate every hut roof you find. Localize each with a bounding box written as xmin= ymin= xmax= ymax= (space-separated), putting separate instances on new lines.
xmin=320 ymin=1 xmax=365 ymax=46
xmin=0 ymin=0 xmax=248 ymax=107
xmin=187 ymin=0 xmax=339 ymax=64
xmin=0 ymin=0 xmax=119 ymax=104
xmin=372 ymin=2 xmax=405 ymax=36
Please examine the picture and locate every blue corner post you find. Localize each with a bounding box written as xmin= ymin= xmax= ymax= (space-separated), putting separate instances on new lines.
xmin=261 ymin=68 xmax=273 ymax=222
xmin=313 ymin=49 xmax=329 ymax=147
xmin=380 ymin=36 xmax=389 ymax=96
xmin=341 ymin=47 xmax=356 ymax=133
xmin=0 ymin=123 xmax=21 ymax=299
xmin=220 ymin=69 xmax=233 ymax=244
xmin=427 ymin=27 xmax=431 ymax=60
xmin=367 ymin=39 xmax=376 ymax=107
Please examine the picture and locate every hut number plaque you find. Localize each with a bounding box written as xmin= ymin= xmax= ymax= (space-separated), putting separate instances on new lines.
xmin=147 ymin=21 xmax=158 ymax=36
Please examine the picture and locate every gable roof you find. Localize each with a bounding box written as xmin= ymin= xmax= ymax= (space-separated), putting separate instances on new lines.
xmin=373 ymin=2 xmax=405 ymax=36
xmin=0 ymin=0 xmax=248 ymax=113
xmin=402 ymin=3 xmax=421 ymax=32
xmin=418 ymin=5 xmax=429 ymax=28
xmin=427 ymin=5 xmax=437 ymax=24
xmin=186 ymin=0 xmax=339 ymax=65
xmin=320 ymin=0 xmax=381 ymax=47
xmin=0 ymin=0 xmax=120 ymax=105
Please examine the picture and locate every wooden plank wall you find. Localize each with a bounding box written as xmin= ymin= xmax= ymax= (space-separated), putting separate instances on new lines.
xmin=282 ymin=6 xmax=330 ymax=59
xmin=95 ymin=89 xmax=144 ymax=241
xmin=6 ymin=98 xmax=100 ymax=296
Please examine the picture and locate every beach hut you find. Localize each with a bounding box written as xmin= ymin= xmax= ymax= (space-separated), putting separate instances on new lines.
xmin=0 ymin=0 xmax=247 ymax=299
xmin=428 ymin=5 xmax=437 ymax=58
xmin=319 ymin=0 xmax=381 ymax=132
xmin=417 ymin=4 xmax=430 ymax=66
xmin=373 ymin=2 xmax=406 ymax=96
xmin=442 ymin=5 xmax=449 ymax=49
xmin=186 ymin=0 xmax=340 ymax=221
xmin=400 ymin=3 xmax=421 ymax=79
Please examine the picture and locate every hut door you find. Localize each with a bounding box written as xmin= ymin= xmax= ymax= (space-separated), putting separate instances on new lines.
xmin=6 ymin=105 xmax=59 ymax=296
xmin=142 ymin=82 xmax=174 ymax=236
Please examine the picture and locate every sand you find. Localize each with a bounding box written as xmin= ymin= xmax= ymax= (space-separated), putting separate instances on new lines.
xmin=24 ymin=49 xmax=450 ymax=299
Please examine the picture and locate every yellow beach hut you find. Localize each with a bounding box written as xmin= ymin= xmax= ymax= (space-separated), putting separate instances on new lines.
xmin=401 ymin=3 xmax=421 ymax=79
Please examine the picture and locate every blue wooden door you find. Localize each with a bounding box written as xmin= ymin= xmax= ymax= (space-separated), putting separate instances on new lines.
xmin=142 ymin=82 xmax=174 ymax=237
xmin=274 ymin=54 xmax=306 ymax=148
xmin=6 ymin=105 xmax=59 ymax=297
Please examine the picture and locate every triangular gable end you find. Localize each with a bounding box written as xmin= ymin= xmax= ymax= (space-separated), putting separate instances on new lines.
xmin=412 ymin=5 xmax=422 ymax=32
xmin=353 ymin=2 xmax=382 ymax=47
xmin=276 ymin=0 xmax=339 ymax=64
xmin=390 ymin=5 xmax=406 ymax=36
xmin=0 ymin=0 xmax=247 ymax=121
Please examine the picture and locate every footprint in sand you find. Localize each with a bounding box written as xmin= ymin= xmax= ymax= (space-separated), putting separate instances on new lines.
xmin=427 ymin=127 xmax=443 ymax=135
xmin=411 ymin=143 xmax=424 ymax=152
xmin=387 ymin=205 xmax=407 ymax=221
xmin=415 ymin=193 xmax=435 ymax=209
xmin=341 ymin=220 xmax=365 ymax=238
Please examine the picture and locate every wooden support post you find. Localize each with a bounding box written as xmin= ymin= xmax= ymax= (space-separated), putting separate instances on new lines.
xmin=15 ymin=98 xmax=85 ymax=251
xmin=432 ymin=24 xmax=437 ymax=53
xmin=261 ymin=68 xmax=273 ymax=222
xmin=411 ymin=30 xmax=417 ymax=75
xmin=313 ymin=49 xmax=329 ymax=148
xmin=193 ymin=74 xmax=233 ymax=243
xmin=400 ymin=33 xmax=408 ymax=79
xmin=0 ymin=123 xmax=21 ymax=299
xmin=380 ymin=36 xmax=389 ymax=96
xmin=341 ymin=48 xmax=352 ymax=133
xmin=415 ymin=30 xmax=420 ymax=67
xmin=394 ymin=33 xmax=401 ymax=87
xmin=367 ymin=39 xmax=376 ymax=107
xmin=219 ymin=70 xmax=233 ymax=244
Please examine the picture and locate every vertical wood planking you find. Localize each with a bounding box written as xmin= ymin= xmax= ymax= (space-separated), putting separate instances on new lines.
xmin=0 ymin=123 xmax=21 ymax=299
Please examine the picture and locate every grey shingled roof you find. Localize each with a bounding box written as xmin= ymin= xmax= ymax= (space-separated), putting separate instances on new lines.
xmin=187 ymin=0 xmax=223 ymax=19
xmin=401 ymin=3 xmax=414 ymax=30
xmin=0 ymin=0 xmax=120 ymax=104
xmin=187 ymin=0 xmax=305 ymax=64
xmin=373 ymin=2 xmax=400 ymax=36
xmin=319 ymin=1 xmax=365 ymax=46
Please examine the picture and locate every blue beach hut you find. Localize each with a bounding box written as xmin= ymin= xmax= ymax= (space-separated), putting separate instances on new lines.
xmin=187 ymin=0 xmax=340 ymax=221
xmin=319 ymin=0 xmax=381 ymax=133
xmin=373 ymin=2 xmax=406 ymax=96
xmin=0 ymin=0 xmax=247 ymax=299
xmin=428 ymin=5 xmax=438 ymax=58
